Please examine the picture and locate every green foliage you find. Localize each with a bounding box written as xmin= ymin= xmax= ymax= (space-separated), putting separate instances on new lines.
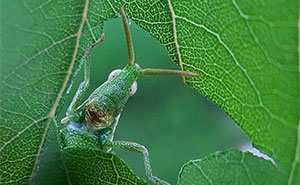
xmin=0 ymin=0 xmax=298 ymax=185
xmin=63 ymin=148 xmax=146 ymax=185
xmin=178 ymin=149 xmax=285 ymax=185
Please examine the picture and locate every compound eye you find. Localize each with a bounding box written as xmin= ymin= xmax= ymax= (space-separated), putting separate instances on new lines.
xmin=108 ymin=69 xmax=122 ymax=80
xmin=130 ymin=81 xmax=137 ymax=96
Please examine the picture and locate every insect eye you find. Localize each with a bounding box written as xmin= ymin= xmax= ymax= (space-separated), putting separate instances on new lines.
xmin=130 ymin=81 xmax=137 ymax=96
xmin=108 ymin=69 xmax=122 ymax=80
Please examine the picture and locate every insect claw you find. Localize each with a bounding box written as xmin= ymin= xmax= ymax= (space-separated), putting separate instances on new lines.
xmin=76 ymin=99 xmax=89 ymax=111
xmin=98 ymin=33 xmax=104 ymax=43
xmin=61 ymin=116 xmax=69 ymax=123
xmin=91 ymin=33 xmax=104 ymax=48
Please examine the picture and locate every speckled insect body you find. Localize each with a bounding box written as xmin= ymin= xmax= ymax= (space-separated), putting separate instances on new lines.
xmin=60 ymin=7 xmax=198 ymax=185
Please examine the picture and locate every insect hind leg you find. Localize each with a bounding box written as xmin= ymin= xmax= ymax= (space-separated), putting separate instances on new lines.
xmin=105 ymin=140 xmax=170 ymax=185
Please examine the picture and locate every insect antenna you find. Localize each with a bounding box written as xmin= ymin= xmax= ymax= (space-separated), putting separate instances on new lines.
xmin=120 ymin=6 xmax=135 ymax=65
xmin=120 ymin=7 xmax=199 ymax=79
xmin=139 ymin=68 xmax=199 ymax=77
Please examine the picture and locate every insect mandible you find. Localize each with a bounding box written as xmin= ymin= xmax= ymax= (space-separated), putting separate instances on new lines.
xmin=60 ymin=7 xmax=199 ymax=185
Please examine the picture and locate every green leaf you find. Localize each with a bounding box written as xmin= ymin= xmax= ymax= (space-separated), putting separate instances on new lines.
xmin=63 ymin=147 xmax=146 ymax=185
xmin=177 ymin=149 xmax=285 ymax=185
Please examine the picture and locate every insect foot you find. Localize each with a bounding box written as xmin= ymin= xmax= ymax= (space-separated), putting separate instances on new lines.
xmin=149 ymin=175 xmax=170 ymax=185
xmin=105 ymin=140 xmax=171 ymax=185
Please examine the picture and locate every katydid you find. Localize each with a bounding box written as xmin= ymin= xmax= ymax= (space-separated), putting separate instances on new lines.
xmin=60 ymin=6 xmax=199 ymax=185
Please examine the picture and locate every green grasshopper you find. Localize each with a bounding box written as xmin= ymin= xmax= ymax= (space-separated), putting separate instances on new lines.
xmin=60 ymin=7 xmax=199 ymax=185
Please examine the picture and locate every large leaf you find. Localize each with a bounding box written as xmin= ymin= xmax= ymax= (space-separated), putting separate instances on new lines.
xmin=1 ymin=0 xmax=298 ymax=184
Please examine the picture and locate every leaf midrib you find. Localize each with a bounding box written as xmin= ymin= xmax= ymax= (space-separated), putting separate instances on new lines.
xmin=167 ymin=0 xmax=185 ymax=82
xmin=29 ymin=0 xmax=90 ymax=182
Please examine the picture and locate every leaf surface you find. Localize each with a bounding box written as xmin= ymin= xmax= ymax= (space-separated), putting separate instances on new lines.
xmin=178 ymin=150 xmax=285 ymax=185
xmin=63 ymin=147 xmax=146 ymax=185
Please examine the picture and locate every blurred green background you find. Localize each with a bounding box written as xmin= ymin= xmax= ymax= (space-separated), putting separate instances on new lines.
xmin=60 ymin=18 xmax=250 ymax=184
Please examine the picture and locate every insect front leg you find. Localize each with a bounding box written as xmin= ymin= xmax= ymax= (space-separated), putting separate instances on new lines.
xmin=62 ymin=34 xmax=104 ymax=123
xmin=105 ymin=140 xmax=170 ymax=185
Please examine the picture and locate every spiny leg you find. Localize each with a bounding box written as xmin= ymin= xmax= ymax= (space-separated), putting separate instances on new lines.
xmin=105 ymin=140 xmax=170 ymax=185
xmin=62 ymin=34 xmax=105 ymax=123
